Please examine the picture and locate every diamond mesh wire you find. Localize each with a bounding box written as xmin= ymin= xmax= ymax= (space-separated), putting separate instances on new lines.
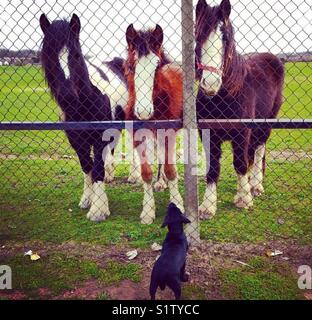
xmin=0 ymin=0 xmax=311 ymax=247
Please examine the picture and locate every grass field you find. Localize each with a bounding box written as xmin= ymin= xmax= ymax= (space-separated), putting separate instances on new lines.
xmin=0 ymin=63 xmax=311 ymax=300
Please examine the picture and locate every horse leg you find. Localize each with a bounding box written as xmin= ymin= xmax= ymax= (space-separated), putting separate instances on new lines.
xmin=163 ymin=132 xmax=184 ymax=212
xmin=127 ymin=131 xmax=142 ymax=184
xmin=233 ymin=130 xmax=253 ymax=209
xmin=199 ymin=133 xmax=222 ymax=219
xmin=87 ymin=136 xmax=111 ymax=222
xmin=154 ymin=164 xmax=168 ymax=192
xmin=133 ymin=139 xmax=155 ymax=224
xmin=66 ymin=131 xmax=93 ymax=209
xmin=248 ymin=129 xmax=269 ymax=197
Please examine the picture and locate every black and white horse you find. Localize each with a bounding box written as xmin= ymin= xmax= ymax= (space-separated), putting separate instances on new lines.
xmin=40 ymin=13 xmax=140 ymax=221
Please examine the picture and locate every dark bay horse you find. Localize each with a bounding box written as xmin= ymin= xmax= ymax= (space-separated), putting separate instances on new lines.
xmin=195 ymin=0 xmax=284 ymax=219
xmin=124 ymin=24 xmax=184 ymax=224
xmin=40 ymin=13 xmax=121 ymax=222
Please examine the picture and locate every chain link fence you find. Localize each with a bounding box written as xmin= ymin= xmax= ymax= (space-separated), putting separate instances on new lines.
xmin=0 ymin=0 xmax=311 ymax=251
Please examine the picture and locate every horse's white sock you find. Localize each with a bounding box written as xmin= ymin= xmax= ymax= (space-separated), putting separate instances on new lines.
xmin=250 ymin=144 xmax=265 ymax=197
xmin=234 ymin=174 xmax=253 ymax=209
xmin=79 ymin=172 xmax=93 ymax=209
xmin=104 ymin=148 xmax=115 ymax=183
xmin=140 ymin=182 xmax=155 ymax=225
xmin=199 ymin=183 xmax=217 ymax=219
xmin=87 ymin=181 xmax=110 ymax=222
xmin=168 ymin=177 xmax=184 ymax=212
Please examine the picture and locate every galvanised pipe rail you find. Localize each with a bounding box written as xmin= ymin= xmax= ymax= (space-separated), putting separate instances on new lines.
xmin=0 ymin=119 xmax=312 ymax=131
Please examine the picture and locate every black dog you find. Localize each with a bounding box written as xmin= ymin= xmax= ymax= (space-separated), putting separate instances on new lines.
xmin=149 ymin=203 xmax=191 ymax=300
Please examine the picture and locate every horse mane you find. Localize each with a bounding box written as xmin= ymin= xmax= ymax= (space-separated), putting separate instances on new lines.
xmin=40 ymin=20 xmax=70 ymax=99
xmin=221 ymin=21 xmax=248 ymax=96
xmin=195 ymin=5 xmax=247 ymax=97
xmin=104 ymin=57 xmax=128 ymax=86
xmin=41 ymin=18 xmax=92 ymax=101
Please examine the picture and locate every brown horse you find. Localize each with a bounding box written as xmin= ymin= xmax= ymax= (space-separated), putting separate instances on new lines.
xmin=124 ymin=24 xmax=184 ymax=224
xmin=195 ymin=0 xmax=285 ymax=219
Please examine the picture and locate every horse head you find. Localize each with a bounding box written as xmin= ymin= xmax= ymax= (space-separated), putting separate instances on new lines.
xmin=125 ymin=24 xmax=166 ymax=120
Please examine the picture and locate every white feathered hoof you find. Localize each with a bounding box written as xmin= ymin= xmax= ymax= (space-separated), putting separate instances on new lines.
xmin=140 ymin=214 xmax=155 ymax=225
xmin=251 ymin=184 xmax=264 ymax=198
xmin=104 ymin=164 xmax=115 ymax=183
xmin=234 ymin=193 xmax=253 ymax=209
xmin=154 ymin=179 xmax=168 ymax=192
xmin=140 ymin=203 xmax=156 ymax=225
xmin=87 ymin=207 xmax=110 ymax=222
xmin=104 ymin=172 xmax=114 ymax=183
xmin=79 ymin=195 xmax=92 ymax=209
xmin=127 ymin=174 xmax=141 ymax=184
xmin=198 ymin=204 xmax=216 ymax=220
xmin=86 ymin=182 xmax=110 ymax=222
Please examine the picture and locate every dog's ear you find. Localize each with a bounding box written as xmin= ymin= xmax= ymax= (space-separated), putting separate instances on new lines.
xmin=180 ymin=214 xmax=191 ymax=225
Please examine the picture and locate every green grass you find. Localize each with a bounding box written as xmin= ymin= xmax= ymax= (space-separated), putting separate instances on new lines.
xmin=220 ymin=256 xmax=304 ymax=300
xmin=0 ymin=63 xmax=311 ymax=300
xmin=0 ymin=155 xmax=311 ymax=246
xmin=0 ymin=253 xmax=142 ymax=299
xmin=0 ymin=63 xmax=312 ymax=156
xmin=182 ymin=284 xmax=207 ymax=300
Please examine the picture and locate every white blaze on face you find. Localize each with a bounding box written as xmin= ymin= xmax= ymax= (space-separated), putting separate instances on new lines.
xmin=201 ymin=24 xmax=223 ymax=95
xmin=134 ymin=54 xmax=159 ymax=120
xmin=59 ymin=46 xmax=70 ymax=79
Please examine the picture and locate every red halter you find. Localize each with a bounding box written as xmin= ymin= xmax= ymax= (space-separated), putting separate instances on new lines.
xmin=196 ymin=62 xmax=223 ymax=76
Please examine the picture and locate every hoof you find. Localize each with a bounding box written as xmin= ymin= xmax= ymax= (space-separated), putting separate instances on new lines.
xmin=140 ymin=215 xmax=155 ymax=225
xmin=234 ymin=194 xmax=253 ymax=209
xmin=251 ymin=185 xmax=264 ymax=198
xmin=79 ymin=197 xmax=91 ymax=209
xmin=154 ymin=180 xmax=168 ymax=192
xmin=198 ymin=205 xmax=216 ymax=220
xmin=87 ymin=208 xmax=110 ymax=222
xmin=104 ymin=175 xmax=114 ymax=183
xmin=127 ymin=175 xmax=141 ymax=184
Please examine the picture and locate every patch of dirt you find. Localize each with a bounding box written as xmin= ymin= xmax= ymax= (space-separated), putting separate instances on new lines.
xmin=0 ymin=291 xmax=26 ymax=300
xmin=54 ymin=279 xmax=105 ymax=300
xmin=304 ymin=292 xmax=312 ymax=300
xmin=1 ymin=240 xmax=311 ymax=300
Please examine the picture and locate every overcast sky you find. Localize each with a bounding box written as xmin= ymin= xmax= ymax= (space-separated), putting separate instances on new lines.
xmin=0 ymin=0 xmax=311 ymax=60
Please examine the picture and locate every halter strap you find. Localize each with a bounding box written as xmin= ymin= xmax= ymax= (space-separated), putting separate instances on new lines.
xmin=196 ymin=62 xmax=223 ymax=76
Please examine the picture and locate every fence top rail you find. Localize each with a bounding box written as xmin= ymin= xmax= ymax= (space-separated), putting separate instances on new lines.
xmin=0 ymin=119 xmax=312 ymax=131
xmin=198 ymin=119 xmax=312 ymax=129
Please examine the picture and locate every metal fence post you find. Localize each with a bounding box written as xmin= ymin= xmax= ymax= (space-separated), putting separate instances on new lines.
xmin=181 ymin=0 xmax=200 ymax=244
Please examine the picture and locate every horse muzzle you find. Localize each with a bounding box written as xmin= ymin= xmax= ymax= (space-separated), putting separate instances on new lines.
xmin=200 ymin=74 xmax=222 ymax=97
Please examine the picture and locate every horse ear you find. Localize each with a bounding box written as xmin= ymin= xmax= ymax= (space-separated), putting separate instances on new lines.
xmin=219 ymin=0 xmax=231 ymax=20
xmin=196 ymin=0 xmax=207 ymax=18
xmin=69 ymin=13 xmax=81 ymax=36
xmin=39 ymin=14 xmax=50 ymax=34
xmin=126 ymin=24 xmax=137 ymax=46
xmin=151 ymin=24 xmax=163 ymax=51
